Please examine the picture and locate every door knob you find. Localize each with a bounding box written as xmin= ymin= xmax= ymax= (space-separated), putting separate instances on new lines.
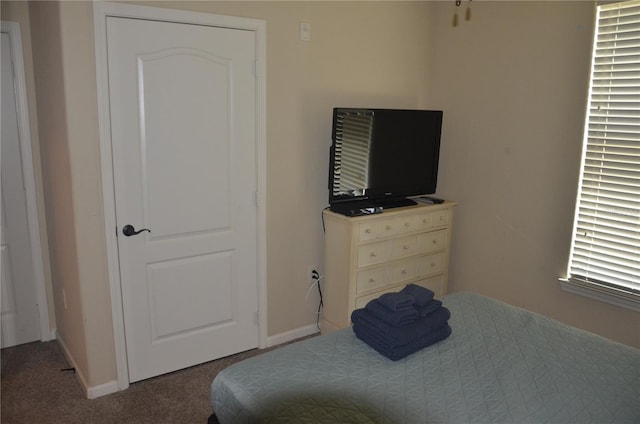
xmin=122 ymin=224 xmax=151 ymax=237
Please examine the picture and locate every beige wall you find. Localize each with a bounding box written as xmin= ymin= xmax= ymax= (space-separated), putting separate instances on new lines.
xmin=428 ymin=1 xmax=639 ymax=347
xmin=4 ymin=0 xmax=637 ymax=392
xmin=28 ymin=0 xmax=116 ymax=387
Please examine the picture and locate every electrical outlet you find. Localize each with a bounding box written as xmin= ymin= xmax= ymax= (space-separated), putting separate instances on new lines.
xmin=308 ymin=266 xmax=320 ymax=285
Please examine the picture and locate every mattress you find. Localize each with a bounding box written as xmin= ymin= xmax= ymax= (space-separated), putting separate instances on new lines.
xmin=211 ymin=292 xmax=640 ymax=423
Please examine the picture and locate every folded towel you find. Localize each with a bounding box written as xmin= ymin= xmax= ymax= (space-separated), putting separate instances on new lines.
xmin=351 ymin=306 xmax=451 ymax=346
xmin=400 ymin=284 xmax=434 ymax=306
xmin=353 ymin=323 xmax=452 ymax=361
xmin=415 ymin=299 xmax=443 ymax=317
xmin=351 ymin=315 xmax=449 ymax=350
xmin=376 ymin=292 xmax=415 ymax=312
xmin=365 ymin=299 xmax=419 ymax=327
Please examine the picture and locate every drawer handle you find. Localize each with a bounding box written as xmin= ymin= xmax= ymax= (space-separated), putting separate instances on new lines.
xmin=403 ymin=245 xmax=410 ymax=250
xmin=404 ymin=222 xmax=411 ymax=227
xmin=401 ymin=269 xmax=407 ymax=275
xmin=432 ymin=239 xmax=438 ymax=244
xmin=369 ymin=278 xmax=376 ymax=283
xmin=422 ymin=218 xmax=428 ymax=224
xmin=385 ymin=225 xmax=392 ymax=230
xmin=370 ymin=252 xmax=377 ymax=257
xmin=431 ymin=262 xmax=436 ymax=268
xmin=365 ymin=228 xmax=372 ymax=234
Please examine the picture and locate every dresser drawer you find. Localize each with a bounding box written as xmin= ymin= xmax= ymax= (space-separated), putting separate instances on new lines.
xmin=388 ymin=258 xmax=417 ymax=284
xmin=379 ymin=220 xmax=396 ymax=238
xmin=432 ymin=210 xmax=450 ymax=228
xmin=418 ymin=229 xmax=448 ymax=254
xmin=355 ymin=292 xmax=378 ymax=309
xmin=356 ymin=266 xmax=388 ymax=294
xmin=357 ymin=241 xmax=387 ymax=267
xmin=358 ymin=218 xmax=396 ymax=242
xmin=417 ymin=252 xmax=445 ymax=277
xmin=355 ymin=285 xmax=404 ymax=309
xmin=354 ymin=274 xmax=446 ymax=310
xmin=388 ymin=235 xmax=418 ymax=260
xmin=415 ymin=212 xmax=433 ymax=231
xmin=356 ymin=257 xmax=417 ymax=296
xmin=358 ymin=222 xmax=379 ymax=242
xmin=414 ymin=275 xmax=445 ymax=298
xmin=395 ymin=215 xmax=417 ymax=234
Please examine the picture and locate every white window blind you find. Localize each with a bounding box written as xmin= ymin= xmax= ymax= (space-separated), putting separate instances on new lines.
xmin=566 ymin=0 xmax=640 ymax=306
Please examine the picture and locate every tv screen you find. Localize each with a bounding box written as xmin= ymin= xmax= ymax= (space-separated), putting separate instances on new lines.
xmin=329 ymin=108 xmax=443 ymax=211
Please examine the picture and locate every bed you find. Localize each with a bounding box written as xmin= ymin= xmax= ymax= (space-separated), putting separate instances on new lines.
xmin=210 ymin=292 xmax=640 ymax=423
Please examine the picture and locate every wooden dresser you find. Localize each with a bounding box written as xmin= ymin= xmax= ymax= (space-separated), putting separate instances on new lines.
xmin=321 ymin=201 xmax=456 ymax=334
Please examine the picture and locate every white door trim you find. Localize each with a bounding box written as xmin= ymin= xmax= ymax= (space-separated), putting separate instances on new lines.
xmin=93 ymin=1 xmax=267 ymax=390
xmin=0 ymin=20 xmax=52 ymax=343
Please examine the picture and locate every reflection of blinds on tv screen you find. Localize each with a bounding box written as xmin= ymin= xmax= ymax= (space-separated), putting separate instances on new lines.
xmin=333 ymin=112 xmax=373 ymax=196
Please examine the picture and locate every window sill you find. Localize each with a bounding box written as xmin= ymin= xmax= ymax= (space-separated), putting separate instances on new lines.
xmin=559 ymin=278 xmax=640 ymax=312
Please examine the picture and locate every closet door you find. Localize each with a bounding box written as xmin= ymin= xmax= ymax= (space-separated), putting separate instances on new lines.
xmin=0 ymin=32 xmax=41 ymax=348
xmin=106 ymin=16 xmax=259 ymax=382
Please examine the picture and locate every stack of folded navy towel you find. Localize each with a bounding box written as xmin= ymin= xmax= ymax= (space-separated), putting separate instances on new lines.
xmin=351 ymin=284 xmax=451 ymax=361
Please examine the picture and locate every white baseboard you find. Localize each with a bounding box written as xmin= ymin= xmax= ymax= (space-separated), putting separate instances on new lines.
xmin=86 ymin=379 xmax=119 ymax=399
xmin=39 ymin=327 xmax=57 ymax=342
xmin=55 ymin=331 xmax=119 ymax=399
xmin=265 ymin=323 xmax=320 ymax=348
xmin=51 ymin=323 xmax=319 ymax=399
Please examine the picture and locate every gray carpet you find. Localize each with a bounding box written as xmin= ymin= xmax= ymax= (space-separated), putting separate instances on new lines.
xmin=1 ymin=338 xmax=312 ymax=424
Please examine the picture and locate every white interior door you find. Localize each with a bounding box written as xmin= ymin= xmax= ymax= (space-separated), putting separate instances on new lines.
xmin=106 ymin=17 xmax=259 ymax=382
xmin=0 ymin=32 xmax=41 ymax=348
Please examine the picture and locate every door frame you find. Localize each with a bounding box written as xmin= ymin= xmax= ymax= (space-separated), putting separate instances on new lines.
xmin=93 ymin=2 xmax=267 ymax=390
xmin=0 ymin=20 xmax=52 ymax=345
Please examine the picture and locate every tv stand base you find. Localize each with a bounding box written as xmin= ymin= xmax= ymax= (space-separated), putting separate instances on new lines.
xmin=329 ymin=197 xmax=418 ymax=217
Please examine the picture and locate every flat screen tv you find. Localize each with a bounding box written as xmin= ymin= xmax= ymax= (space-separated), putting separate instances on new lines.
xmin=328 ymin=108 xmax=443 ymax=213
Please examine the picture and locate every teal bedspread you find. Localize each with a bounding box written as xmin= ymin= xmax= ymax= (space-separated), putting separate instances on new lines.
xmin=211 ymin=292 xmax=640 ymax=423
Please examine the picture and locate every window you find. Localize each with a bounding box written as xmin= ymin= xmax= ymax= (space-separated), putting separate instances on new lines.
xmin=563 ymin=0 xmax=640 ymax=311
